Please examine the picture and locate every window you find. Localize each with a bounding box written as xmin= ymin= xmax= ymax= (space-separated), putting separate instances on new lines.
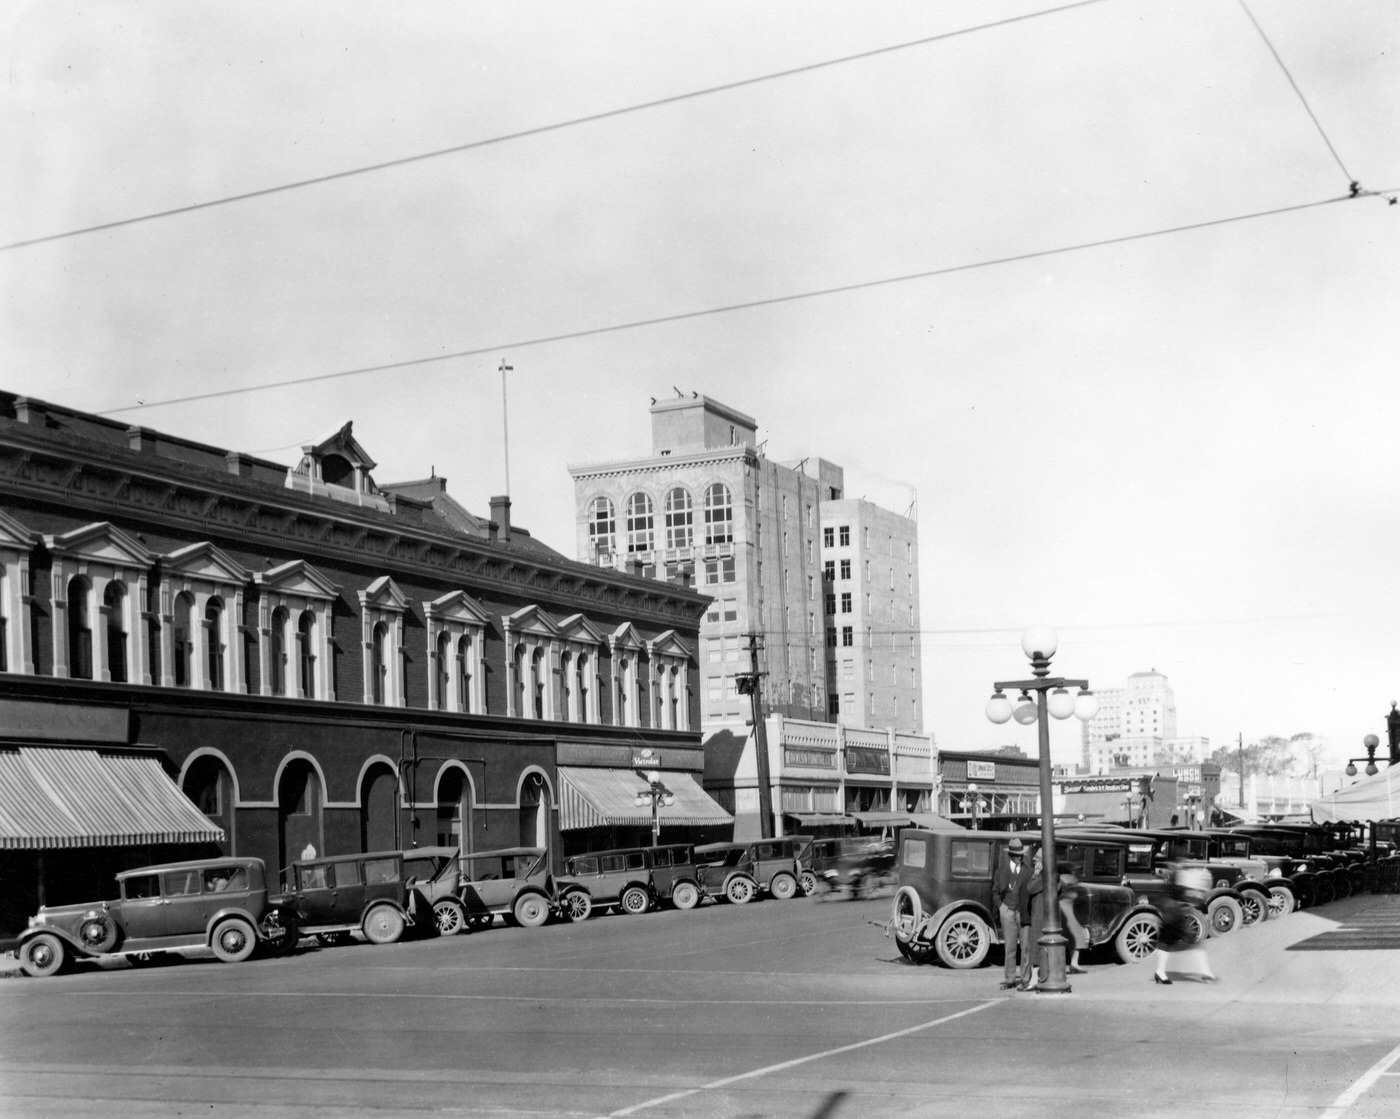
xmin=806 ymin=575 xmax=814 ymax=600
xmin=205 ymin=598 xmax=226 ymax=691
xmin=823 ymin=560 xmax=835 ymax=581
xmin=704 ymin=483 xmax=733 ymax=545
xmin=588 ymin=496 xmax=617 ymax=555
xmin=457 ymin=634 xmax=473 ymax=712
xmin=907 ymin=542 xmax=913 ymax=561
xmin=269 ymin=607 xmax=288 ymax=696
xmin=371 ymin=622 xmax=389 ymax=704
xmin=840 ymin=593 xmax=852 ymax=614
xmin=703 ymin=556 xmax=736 ymax=584
xmin=532 ymin=648 xmax=546 ymax=718
xmin=839 ymin=526 xmax=850 ymax=547
xmin=823 ymin=527 xmax=834 ymax=548
xmin=664 ymin=488 xmax=693 ymax=550
xmin=829 ymin=695 xmax=840 ymax=715
xmin=626 ymin=492 xmax=655 ymax=553
xmin=826 ymin=628 xmax=837 ymax=647
xmin=172 ymin=592 xmax=193 ymax=688
xmin=103 ymin=581 xmax=127 ymax=683
xmin=257 ymin=560 xmax=336 ymax=700
xmin=839 ymin=559 xmax=851 ymax=580
xmin=435 ymin=631 xmax=452 ymax=710
xmin=66 ymin=577 xmax=94 ymax=680
xmin=824 ymin=593 xmax=836 ymax=614
xmin=841 ymin=626 xmax=853 ymax=647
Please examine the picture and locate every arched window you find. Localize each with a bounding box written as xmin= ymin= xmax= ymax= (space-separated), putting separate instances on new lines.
xmin=269 ymin=607 xmax=288 ymax=696
xmin=559 ymin=651 xmax=572 ymax=722
xmin=626 ymin=492 xmax=654 ymax=553
xmin=664 ymin=488 xmax=693 ymax=550
xmin=514 ymin=643 xmax=527 ymax=716
xmin=531 ymin=647 xmax=546 ymax=718
xmin=205 ymin=597 xmax=225 ymax=691
xmin=371 ymin=622 xmax=388 ymax=704
xmin=435 ymin=631 xmax=452 ymax=711
xmin=704 ymin=483 xmax=733 ymax=545
xmin=297 ymin=611 xmax=316 ymax=699
xmin=456 ymin=634 xmax=473 ymax=713
xmin=616 ymin=657 xmax=629 ymax=725
xmin=172 ymin=592 xmax=194 ymax=688
xmin=669 ymin=666 xmax=680 ymax=729
xmin=67 ymin=576 xmax=93 ymax=680
xmin=577 ymin=653 xmax=590 ymax=723
xmin=588 ymin=496 xmax=616 ymax=556
xmin=104 ymin=581 xmax=127 ymax=684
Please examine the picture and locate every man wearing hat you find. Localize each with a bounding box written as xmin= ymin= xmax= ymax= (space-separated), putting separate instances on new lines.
xmin=991 ymin=837 xmax=1033 ymax=989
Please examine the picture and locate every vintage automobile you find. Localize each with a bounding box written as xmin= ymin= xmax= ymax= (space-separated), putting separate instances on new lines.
xmin=19 ymin=856 xmax=297 ymax=978
xmin=401 ymin=846 xmax=472 ymax=935
xmin=645 ymin=843 xmax=701 ymax=910
xmin=1191 ymin=829 xmax=1301 ymax=918
xmin=278 ymin=849 xmax=425 ymax=946
xmin=1228 ymin=825 xmax=1341 ymax=907
xmin=455 ymin=847 xmax=558 ymax=929
xmin=693 ymin=836 xmax=814 ymax=904
xmin=888 ymin=829 xmax=1163 ymax=969
xmin=806 ymin=835 xmax=896 ymax=899
xmin=556 ymin=847 xmax=656 ymax=919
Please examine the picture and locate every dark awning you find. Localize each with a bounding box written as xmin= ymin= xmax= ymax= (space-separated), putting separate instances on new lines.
xmin=785 ymin=813 xmax=855 ymax=827
xmin=852 ymin=810 xmax=964 ymax=831
xmin=558 ymin=766 xmax=733 ymax=830
xmin=0 ymin=745 xmax=224 ymax=850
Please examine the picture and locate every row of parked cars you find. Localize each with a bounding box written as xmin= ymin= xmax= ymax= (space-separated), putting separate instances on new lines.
xmin=16 ymin=834 xmax=849 ymax=978
xmin=887 ymin=821 xmax=1394 ymax=969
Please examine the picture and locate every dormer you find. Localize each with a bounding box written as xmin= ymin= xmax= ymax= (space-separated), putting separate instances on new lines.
xmin=285 ymin=421 xmax=391 ymax=512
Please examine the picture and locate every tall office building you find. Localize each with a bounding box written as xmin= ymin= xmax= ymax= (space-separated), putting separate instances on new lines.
xmin=1081 ymin=668 xmax=1178 ymax=772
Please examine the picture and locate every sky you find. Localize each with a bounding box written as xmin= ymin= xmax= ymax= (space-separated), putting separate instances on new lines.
xmin=2 ymin=0 xmax=1397 ymax=770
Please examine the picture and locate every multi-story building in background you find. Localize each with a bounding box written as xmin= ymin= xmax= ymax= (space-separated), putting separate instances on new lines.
xmin=1081 ymin=669 xmax=1178 ymax=772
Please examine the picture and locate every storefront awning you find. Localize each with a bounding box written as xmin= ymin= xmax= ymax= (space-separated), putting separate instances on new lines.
xmin=785 ymin=813 xmax=854 ymax=828
xmin=852 ymin=810 xmax=964 ymax=831
xmin=558 ymin=766 xmax=733 ymax=830
xmin=0 ymin=746 xmax=224 ymax=850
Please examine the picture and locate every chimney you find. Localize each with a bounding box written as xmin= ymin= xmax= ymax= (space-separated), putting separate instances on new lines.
xmin=126 ymin=426 xmax=160 ymax=455
xmin=489 ymin=495 xmax=511 ymax=542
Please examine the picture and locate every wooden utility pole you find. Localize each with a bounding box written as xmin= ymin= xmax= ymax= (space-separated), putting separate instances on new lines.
xmin=737 ymin=633 xmax=775 ymax=839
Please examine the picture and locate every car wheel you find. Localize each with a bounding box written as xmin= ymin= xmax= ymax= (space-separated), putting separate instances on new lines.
xmin=670 ymin=882 xmax=700 ymax=910
xmin=21 ymin=933 xmax=66 ymax=978
xmin=260 ymin=914 xmax=299 ymax=955
xmin=934 ymin=912 xmax=992 ymax=969
xmin=620 ymin=886 xmax=650 ymax=915
xmin=1333 ymin=873 xmax=1352 ymax=900
xmin=1207 ymin=896 xmax=1243 ymax=937
xmin=725 ymin=876 xmax=756 ymax=905
xmin=1312 ymin=877 xmax=1335 ymax=906
xmin=362 ymin=905 xmax=406 ymax=945
xmin=563 ymin=890 xmax=593 ymax=922
xmin=433 ymin=899 xmax=465 ymax=936
xmin=316 ymin=931 xmax=352 ymax=947
xmin=466 ymin=914 xmax=494 ymax=932
xmin=1113 ymin=913 xmax=1161 ymax=964
xmin=1237 ymin=889 xmax=1269 ymax=925
xmin=800 ymin=871 xmax=818 ymax=896
xmin=211 ymin=917 xmax=258 ymax=963
xmin=1267 ymin=884 xmax=1296 ymax=918
xmin=514 ymin=893 xmax=550 ymax=928
xmin=769 ymin=873 xmax=797 ymax=900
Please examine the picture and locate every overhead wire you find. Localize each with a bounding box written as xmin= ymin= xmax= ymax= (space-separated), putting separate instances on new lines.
xmin=94 ymin=189 xmax=1387 ymax=418
xmin=0 ymin=0 xmax=1110 ymax=254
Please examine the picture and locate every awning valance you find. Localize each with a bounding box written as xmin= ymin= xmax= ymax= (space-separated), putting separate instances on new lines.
xmin=558 ymin=766 xmax=733 ymax=830
xmin=0 ymin=746 xmax=225 ymax=850
xmin=785 ymin=813 xmax=854 ymax=827
xmin=852 ymin=810 xmax=964 ymax=831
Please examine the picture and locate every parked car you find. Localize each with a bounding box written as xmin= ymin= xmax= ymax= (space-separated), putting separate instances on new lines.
xmin=645 ymin=844 xmax=701 ymax=910
xmin=556 ymin=847 xmax=655 ymax=919
xmin=693 ymin=836 xmax=813 ymax=904
xmin=278 ymin=849 xmax=424 ymax=946
xmin=19 ymin=856 xmax=297 ymax=978
xmin=455 ymin=847 xmax=558 ymax=929
xmin=1191 ymin=829 xmax=1301 ymax=918
xmin=888 ymin=829 xmax=1162 ymax=969
xmin=401 ymin=846 xmax=471 ymax=935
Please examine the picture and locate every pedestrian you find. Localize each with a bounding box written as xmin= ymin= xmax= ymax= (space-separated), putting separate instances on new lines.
xmin=990 ymin=836 xmax=1033 ymax=990
xmin=1152 ymin=864 xmax=1217 ymax=985
xmin=1058 ymin=861 xmax=1089 ymax=974
xmin=1023 ymin=846 xmax=1046 ymax=990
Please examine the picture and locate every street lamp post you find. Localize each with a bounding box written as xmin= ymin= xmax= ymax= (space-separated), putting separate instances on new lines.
xmin=634 ymin=770 xmax=675 ymax=846
xmin=985 ymin=627 xmax=1098 ymax=996
xmin=1344 ymin=734 xmax=1381 ymax=780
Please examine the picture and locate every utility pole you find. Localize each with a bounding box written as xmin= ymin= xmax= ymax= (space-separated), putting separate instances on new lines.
xmin=736 ymin=633 xmax=775 ymax=839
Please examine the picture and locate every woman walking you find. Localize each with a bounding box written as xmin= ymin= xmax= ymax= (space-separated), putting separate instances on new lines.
xmin=1152 ymin=864 xmax=1217 ymax=985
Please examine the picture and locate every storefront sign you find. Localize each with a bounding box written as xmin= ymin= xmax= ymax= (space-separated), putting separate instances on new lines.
xmin=846 ymin=746 xmax=890 ymax=776
xmin=1056 ymin=776 xmax=1134 ymax=794
xmin=967 ymin=760 xmax=996 ymax=781
xmin=784 ymin=748 xmax=837 ymax=769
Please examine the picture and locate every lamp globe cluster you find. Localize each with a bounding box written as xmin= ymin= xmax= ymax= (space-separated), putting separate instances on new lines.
xmin=984 ymin=627 xmax=1099 ymax=726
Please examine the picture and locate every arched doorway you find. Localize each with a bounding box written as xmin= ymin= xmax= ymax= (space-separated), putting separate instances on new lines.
xmin=278 ymin=758 xmax=323 ymax=869
xmin=181 ymin=754 xmax=236 ymax=854
xmin=360 ymin=763 xmax=398 ymax=853
xmin=519 ymin=772 xmax=549 ymax=848
xmin=435 ymin=767 xmax=473 ymax=855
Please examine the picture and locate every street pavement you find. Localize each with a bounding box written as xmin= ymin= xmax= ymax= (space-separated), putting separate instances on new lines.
xmin=2 ymin=887 xmax=1399 ymax=1118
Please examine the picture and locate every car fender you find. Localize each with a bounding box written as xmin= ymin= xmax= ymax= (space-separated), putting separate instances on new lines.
xmin=923 ymin=899 xmax=1000 ymax=944
xmin=203 ymin=906 xmax=265 ymax=943
xmin=356 ymin=899 xmax=412 ymax=927
xmin=18 ymin=923 xmax=90 ymax=957
xmin=514 ymin=886 xmax=558 ymax=913
xmin=1103 ymin=902 xmax=1162 ymax=942
xmin=668 ymin=876 xmax=700 ymax=899
xmin=1205 ymin=886 xmax=1245 ymax=904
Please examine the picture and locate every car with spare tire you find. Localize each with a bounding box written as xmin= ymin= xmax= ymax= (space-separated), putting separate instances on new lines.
xmin=278 ymin=849 xmax=425 ymax=947
xmin=556 ymin=847 xmax=656 ymax=920
xmin=693 ymin=836 xmax=813 ymax=904
xmin=454 ymin=846 xmax=559 ymax=929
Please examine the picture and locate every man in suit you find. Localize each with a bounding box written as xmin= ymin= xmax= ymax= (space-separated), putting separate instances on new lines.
xmin=991 ymin=837 xmax=1032 ymax=989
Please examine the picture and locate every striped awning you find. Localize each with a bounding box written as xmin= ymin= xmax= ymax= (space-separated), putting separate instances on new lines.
xmin=0 ymin=746 xmax=225 ymax=849
xmin=558 ymin=766 xmax=733 ymax=831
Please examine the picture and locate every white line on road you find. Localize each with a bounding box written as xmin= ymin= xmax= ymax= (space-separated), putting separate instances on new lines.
xmin=1318 ymin=1040 xmax=1400 ymax=1119
xmin=604 ymin=999 xmax=1000 ymax=1118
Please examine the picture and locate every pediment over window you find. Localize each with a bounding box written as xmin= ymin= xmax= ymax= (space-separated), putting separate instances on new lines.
xmin=504 ymin=604 xmax=559 ymax=639
xmin=556 ymin=613 xmax=606 ymax=646
xmin=285 ymin=420 xmax=390 ymax=512
xmin=44 ymin=521 xmax=153 ymax=568
xmin=646 ymin=629 xmax=692 ymax=660
xmin=609 ymin=621 xmax=644 ymax=651
xmin=0 ymin=509 xmax=39 ymax=551
xmin=425 ymin=590 xmax=491 ymax=627
xmin=359 ymin=575 xmax=408 ymax=613
xmin=255 ymin=559 xmax=339 ymax=601
xmin=164 ymin=541 xmax=252 ymax=585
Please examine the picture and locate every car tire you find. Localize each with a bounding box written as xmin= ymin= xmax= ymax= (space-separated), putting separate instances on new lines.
xmin=670 ymin=882 xmax=700 ymax=910
xmin=211 ymin=917 xmax=258 ymax=963
xmin=620 ymin=886 xmax=650 ymax=915
xmin=934 ymin=912 xmax=992 ymax=969
xmin=1113 ymin=912 xmax=1161 ymax=964
xmin=1207 ymin=896 xmax=1243 ymax=937
xmin=260 ymin=913 xmax=299 ymax=955
xmin=563 ymin=890 xmax=593 ymax=922
xmin=433 ymin=899 xmax=465 ymax=936
xmin=1267 ymin=884 xmax=1296 ymax=918
xmin=891 ymin=885 xmax=924 ymax=944
xmin=78 ymin=912 xmax=118 ymax=954
xmin=725 ymin=876 xmax=756 ymax=905
xmin=800 ymin=871 xmax=818 ymax=896
xmin=362 ymin=905 xmax=406 ymax=945
xmin=1237 ymin=888 xmax=1269 ymax=925
xmin=514 ymin=893 xmax=550 ymax=928
xmin=21 ymin=932 xmax=66 ymax=978
xmin=769 ymin=873 xmax=798 ymax=900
